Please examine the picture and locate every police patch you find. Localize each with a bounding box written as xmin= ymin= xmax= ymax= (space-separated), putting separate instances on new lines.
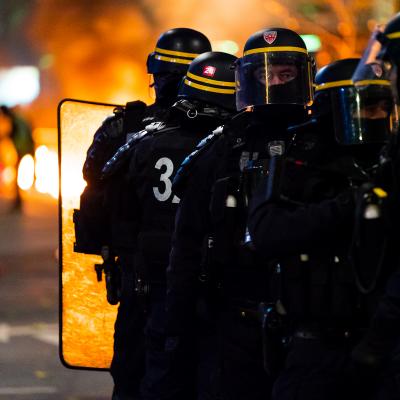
xmin=203 ymin=65 xmax=216 ymax=77
xmin=263 ymin=31 xmax=277 ymax=44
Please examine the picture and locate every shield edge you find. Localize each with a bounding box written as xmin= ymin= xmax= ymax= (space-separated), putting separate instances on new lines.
xmin=57 ymin=98 xmax=121 ymax=371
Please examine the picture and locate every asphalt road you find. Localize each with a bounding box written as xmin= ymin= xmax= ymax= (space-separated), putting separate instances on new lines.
xmin=0 ymin=193 xmax=114 ymax=399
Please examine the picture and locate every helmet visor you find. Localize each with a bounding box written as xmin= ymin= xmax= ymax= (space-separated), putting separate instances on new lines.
xmin=352 ymin=27 xmax=398 ymax=101
xmin=236 ymin=51 xmax=312 ymax=110
xmin=330 ymin=84 xmax=397 ymax=145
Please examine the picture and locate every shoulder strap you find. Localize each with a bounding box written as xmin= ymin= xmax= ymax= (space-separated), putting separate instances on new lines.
xmin=172 ymin=126 xmax=225 ymax=196
xmin=101 ymin=129 xmax=149 ymax=179
xmin=101 ymin=121 xmax=180 ymax=179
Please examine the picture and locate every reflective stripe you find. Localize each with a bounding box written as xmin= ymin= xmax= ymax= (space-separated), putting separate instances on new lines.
xmin=184 ymin=78 xmax=235 ymax=94
xmin=386 ymin=31 xmax=400 ymax=39
xmin=315 ymin=79 xmax=391 ymax=91
xmin=373 ymin=187 xmax=388 ymax=198
xmin=187 ymin=71 xmax=235 ymax=87
xmin=315 ymin=79 xmax=353 ymax=91
xmin=155 ymin=47 xmax=199 ymax=58
xmin=244 ymin=46 xmax=307 ymax=56
xmin=155 ymin=55 xmax=192 ymax=65
xmin=354 ymin=79 xmax=391 ymax=86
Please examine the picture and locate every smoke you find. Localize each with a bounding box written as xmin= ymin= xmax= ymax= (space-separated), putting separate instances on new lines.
xmin=1 ymin=0 xmax=375 ymax=128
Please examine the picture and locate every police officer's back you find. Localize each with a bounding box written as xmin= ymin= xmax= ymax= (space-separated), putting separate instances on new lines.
xmin=74 ymin=28 xmax=212 ymax=400
xmin=165 ymin=28 xmax=314 ymax=400
xmin=119 ymin=51 xmax=238 ymax=400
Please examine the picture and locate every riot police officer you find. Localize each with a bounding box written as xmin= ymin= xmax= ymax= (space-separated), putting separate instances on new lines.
xmin=348 ymin=14 xmax=400 ymax=398
xmin=165 ymin=28 xmax=314 ymax=400
xmin=247 ymin=57 xmax=397 ymax=399
xmin=74 ymin=28 xmax=212 ymax=400
xmin=83 ymin=28 xmax=212 ymax=183
xmin=104 ymin=51 xmax=237 ymax=400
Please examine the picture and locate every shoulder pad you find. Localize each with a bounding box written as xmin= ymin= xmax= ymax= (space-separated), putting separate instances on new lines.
xmin=100 ymin=113 xmax=124 ymax=139
xmin=123 ymin=100 xmax=147 ymax=133
xmin=125 ymin=121 xmax=179 ymax=140
xmin=102 ymin=121 xmax=181 ymax=179
xmin=144 ymin=121 xmax=167 ymax=133
xmin=172 ymin=126 xmax=225 ymax=196
xmin=101 ymin=129 xmax=149 ymax=179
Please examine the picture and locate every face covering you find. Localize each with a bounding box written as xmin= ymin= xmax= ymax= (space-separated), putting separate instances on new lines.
xmin=153 ymin=73 xmax=183 ymax=102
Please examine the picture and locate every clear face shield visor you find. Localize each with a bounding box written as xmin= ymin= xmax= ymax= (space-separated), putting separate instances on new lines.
xmin=235 ymin=51 xmax=313 ymax=110
xmin=329 ymin=84 xmax=397 ymax=145
xmin=352 ymin=26 xmax=398 ymax=102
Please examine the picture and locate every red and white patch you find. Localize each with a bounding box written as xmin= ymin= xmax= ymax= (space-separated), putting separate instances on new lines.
xmin=202 ymin=65 xmax=216 ymax=77
xmin=263 ymin=31 xmax=277 ymax=44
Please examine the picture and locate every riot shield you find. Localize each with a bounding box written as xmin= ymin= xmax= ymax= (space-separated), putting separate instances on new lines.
xmin=58 ymin=99 xmax=121 ymax=370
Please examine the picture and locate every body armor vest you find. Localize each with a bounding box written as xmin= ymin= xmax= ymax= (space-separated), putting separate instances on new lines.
xmin=128 ymin=126 xmax=212 ymax=284
xmin=269 ymin=122 xmax=391 ymax=328
xmin=208 ymin=128 xmax=287 ymax=303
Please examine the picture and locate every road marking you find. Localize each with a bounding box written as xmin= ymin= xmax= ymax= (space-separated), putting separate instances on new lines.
xmin=0 ymin=386 xmax=57 ymax=395
xmin=0 ymin=323 xmax=58 ymax=346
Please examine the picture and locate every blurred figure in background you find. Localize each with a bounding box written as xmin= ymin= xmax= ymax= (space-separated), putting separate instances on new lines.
xmin=0 ymin=105 xmax=34 ymax=211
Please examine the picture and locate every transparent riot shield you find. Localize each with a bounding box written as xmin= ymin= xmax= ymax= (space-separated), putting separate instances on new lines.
xmin=58 ymin=99 xmax=121 ymax=369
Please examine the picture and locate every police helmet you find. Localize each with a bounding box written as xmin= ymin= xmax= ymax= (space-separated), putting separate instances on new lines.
xmin=236 ymin=28 xmax=314 ymax=110
xmin=177 ymin=51 xmax=237 ymax=112
xmin=378 ymin=13 xmax=400 ymax=64
xmin=147 ymin=28 xmax=212 ymax=75
xmin=315 ymin=58 xmax=396 ymax=145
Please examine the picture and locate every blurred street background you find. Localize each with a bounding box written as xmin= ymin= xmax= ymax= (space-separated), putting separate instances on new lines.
xmin=0 ymin=0 xmax=399 ymax=398
xmin=0 ymin=191 xmax=113 ymax=399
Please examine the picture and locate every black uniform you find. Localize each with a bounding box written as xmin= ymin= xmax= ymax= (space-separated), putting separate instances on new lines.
xmin=166 ymin=110 xmax=310 ymax=400
xmin=247 ymin=116 xmax=396 ymax=400
xmin=165 ymin=26 xmax=315 ymax=399
xmin=74 ymin=99 xmax=172 ymax=400
xmin=104 ymin=48 xmax=237 ymax=400
xmin=75 ymin=27 xmax=213 ymax=400
xmin=120 ymin=116 xmax=225 ymax=400
xmin=349 ymin=18 xmax=400 ymax=396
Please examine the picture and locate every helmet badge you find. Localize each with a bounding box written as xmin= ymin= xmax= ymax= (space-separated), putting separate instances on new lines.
xmin=203 ymin=65 xmax=216 ymax=77
xmin=263 ymin=31 xmax=277 ymax=44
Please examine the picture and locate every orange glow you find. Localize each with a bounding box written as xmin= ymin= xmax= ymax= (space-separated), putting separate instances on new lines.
xmin=0 ymin=136 xmax=18 ymax=167
xmin=17 ymin=154 xmax=35 ymax=190
xmin=34 ymin=145 xmax=59 ymax=199
xmin=316 ymin=51 xmax=333 ymax=68
xmin=0 ymin=136 xmax=18 ymax=194
xmin=337 ymin=22 xmax=353 ymax=37
xmin=3 ymin=165 xmax=16 ymax=185
xmin=59 ymin=100 xmax=119 ymax=369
